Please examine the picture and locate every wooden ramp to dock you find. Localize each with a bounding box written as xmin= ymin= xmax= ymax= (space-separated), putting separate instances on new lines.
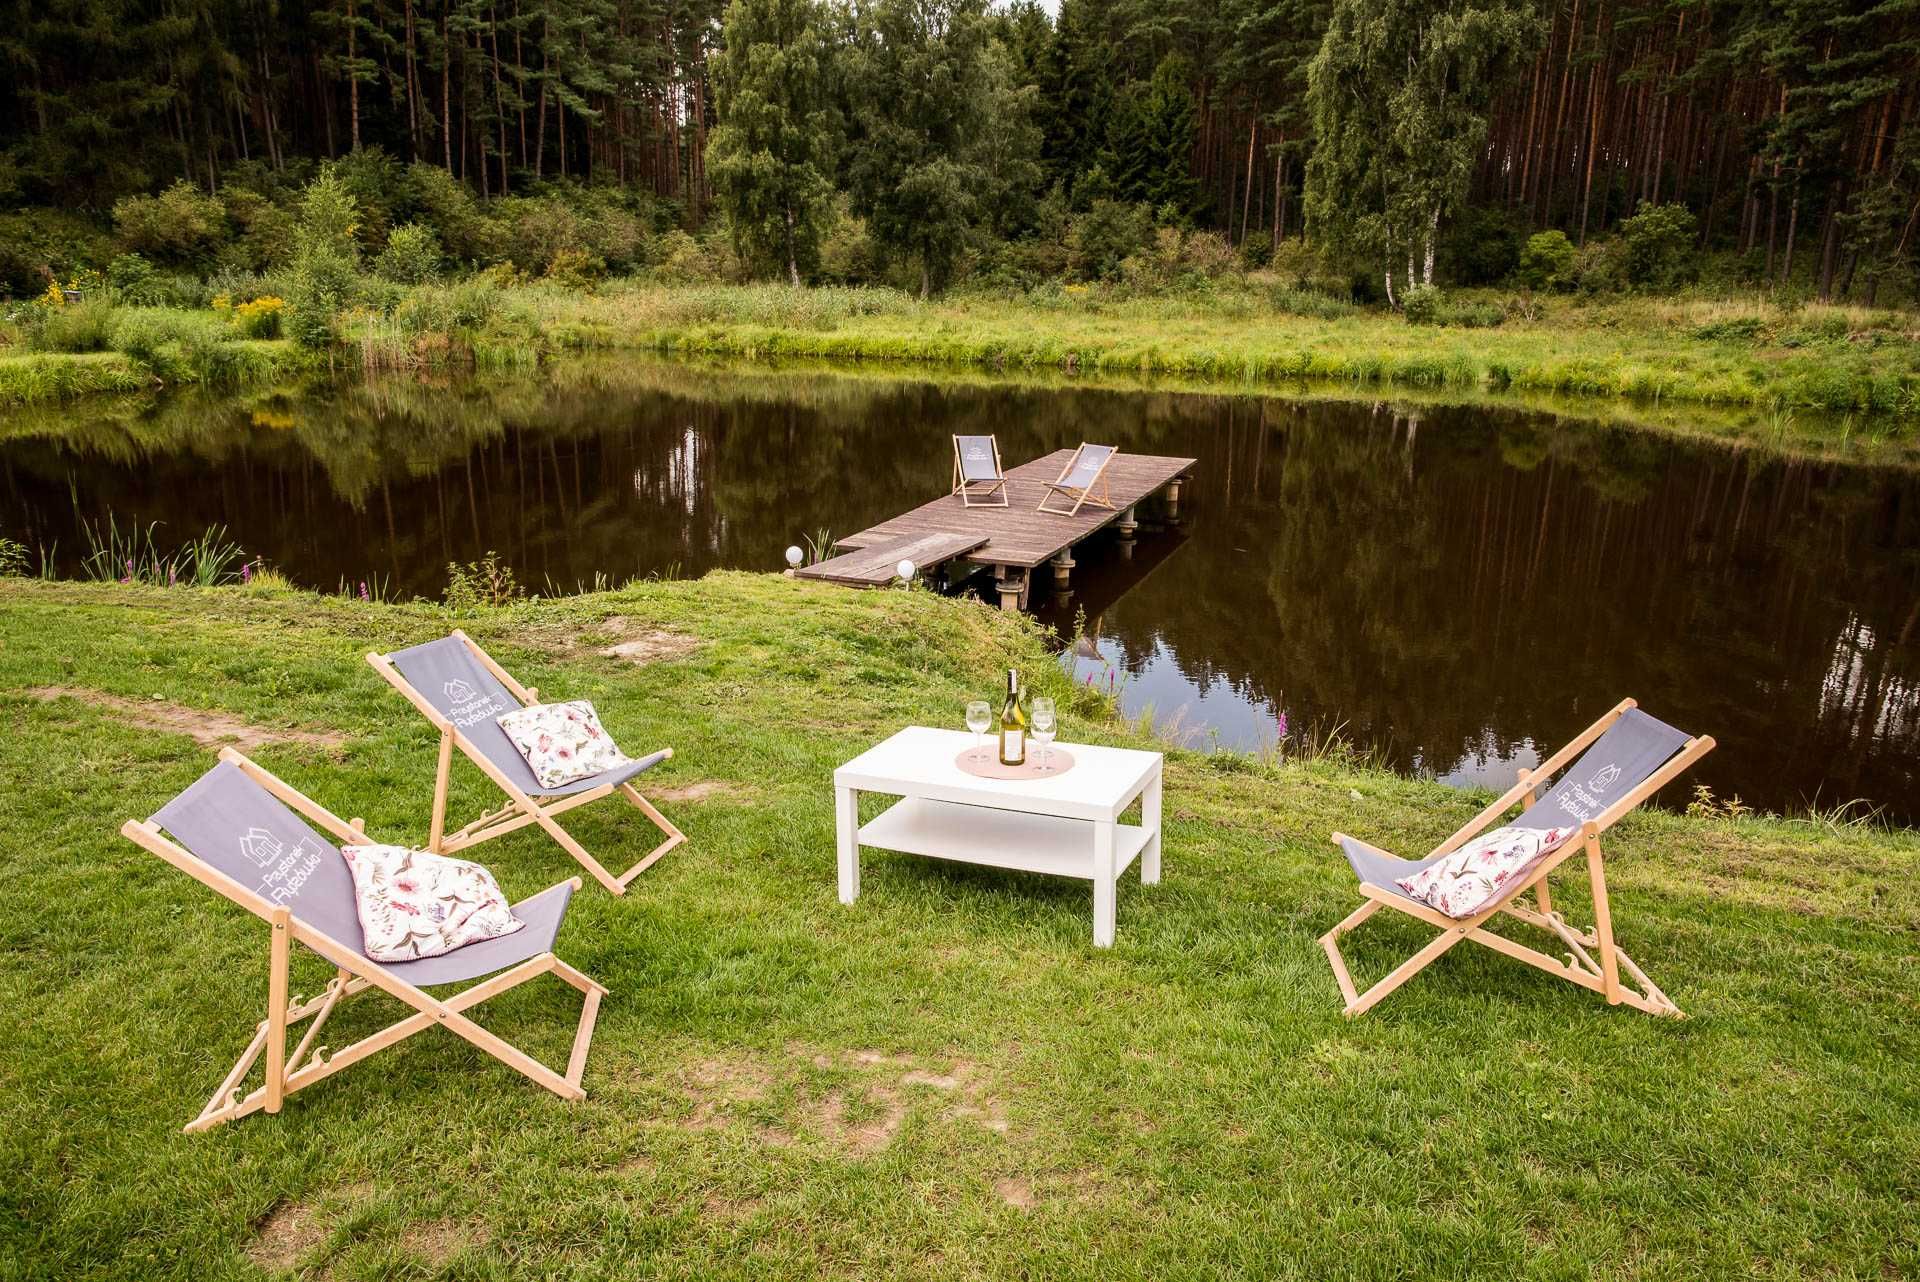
xmin=793 ymin=530 xmax=990 ymax=587
xmin=834 ymin=449 xmax=1196 ymax=608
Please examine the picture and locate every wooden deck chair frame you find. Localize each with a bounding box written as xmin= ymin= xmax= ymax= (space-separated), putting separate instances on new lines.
xmin=1320 ymin=698 xmax=1714 ymax=1020
xmin=367 ymin=631 xmax=685 ymax=896
xmin=952 ymin=435 xmax=1009 ymax=507
xmin=1036 ymin=444 xmax=1118 ymax=517
xmin=121 ymin=748 xmax=607 ymax=1133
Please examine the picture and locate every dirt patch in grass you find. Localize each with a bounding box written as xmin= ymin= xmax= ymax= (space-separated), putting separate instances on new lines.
xmin=649 ymin=780 xmax=740 ymax=804
xmin=675 ymin=1055 xmax=774 ymax=1129
xmin=595 ymin=617 xmax=701 ymax=665
xmin=701 ymin=1189 xmax=767 ymax=1223
xmin=398 ymin=1218 xmax=489 ymax=1268
xmin=26 ymin=686 xmax=345 ymax=752
xmin=807 ymin=1084 xmax=909 ymax=1157
xmin=994 ymin=1177 xmax=1036 ymax=1210
xmin=245 ymin=1200 xmax=328 ymax=1273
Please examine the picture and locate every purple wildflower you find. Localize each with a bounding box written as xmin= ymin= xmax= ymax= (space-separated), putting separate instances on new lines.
xmin=241 ymin=561 xmax=253 ymax=584
xmin=359 ymin=580 xmax=370 ymax=601
xmin=121 ymin=557 xmax=133 ymax=585
xmin=1275 ymin=710 xmax=1289 ymax=741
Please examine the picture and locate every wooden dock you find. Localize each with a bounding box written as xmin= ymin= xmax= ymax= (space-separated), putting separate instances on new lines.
xmin=817 ymin=449 xmax=1196 ymax=608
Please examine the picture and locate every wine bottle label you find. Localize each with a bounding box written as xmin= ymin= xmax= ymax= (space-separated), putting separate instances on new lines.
xmin=1004 ymin=730 xmax=1024 ymax=757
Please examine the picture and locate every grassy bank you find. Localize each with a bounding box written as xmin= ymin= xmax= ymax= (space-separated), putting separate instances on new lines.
xmin=0 ymin=327 xmax=305 ymax=407
xmin=522 ymin=282 xmax=1920 ymax=421
xmin=2 ymin=574 xmax=1916 ymax=1280
xmin=6 ymin=279 xmax=1918 ymax=439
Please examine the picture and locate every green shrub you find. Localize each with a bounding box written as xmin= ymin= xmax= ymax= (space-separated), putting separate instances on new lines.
xmin=1618 ymin=201 xmax=1698 ymax=290
xmin=218 ymin=188 xmax=297 ymax=272
xmin=653 ymin=230 xmax=723 ymax=284
xmin=1401 ymin=284 xmax=1443 ymax=324
xmin=1238 ymin=232 xmax=1273 ymax=271
xmin=286 ymin=169 xmax=363 ymax=348
xmin=1068 ymin=201 xmax=1153 ymax=282
xmin=105 ymin=253 xmax=167 ymax=305
xmin=400 ymin=162 xmax=497 ymax=264
xmin=543 ymin=247 xmax=605 ymax=288
xmin=373 ymin=222 xmax=444 ymax=283
xmin=112 ymin=181 xmax=228 ymax=267
xmin=1442 ymin=207 xmax=1524 ymax=286
xmin=1517 ymin=231 xmax=1576 ymax=291
xmin=108 ymin=307 xmax=230 ymax=372
xmin=27 ymin=299 xmax=116 ymax=353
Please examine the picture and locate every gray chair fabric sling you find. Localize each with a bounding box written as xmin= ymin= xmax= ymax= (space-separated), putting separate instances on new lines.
xmin=1322 ymin=700 xmax=1714 ymax=1018
xmin=952 ymin=435 xmax=1009 ymax=507
xmin=1036 ymin=443 xmax=1118 ymax=516
xmin=368 ymin=630 xmax=685 ymax=895
xmin=122 ymin=749 xmax=607 ymax=1132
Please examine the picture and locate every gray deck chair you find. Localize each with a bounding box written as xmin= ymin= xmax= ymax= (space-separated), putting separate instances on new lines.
xmin=1036 ymin=443 xmax=1119 ymax=516
xmin=121 ymin=749 xmax=606 ymax=1132
xmin=952 ymin=435 xmax=1009 ymax=507
xmin=367 ymin=631 xmax=685 ymax=895
xmin=1322 ymin=699 xmax=1714 ymax=1018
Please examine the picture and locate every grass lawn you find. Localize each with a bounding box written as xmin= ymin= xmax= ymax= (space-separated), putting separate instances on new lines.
xmin=2 ymin=574 xmax=1916 ymax=1280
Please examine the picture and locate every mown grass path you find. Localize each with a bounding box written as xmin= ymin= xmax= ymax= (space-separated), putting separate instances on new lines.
xmin=1 ymin=576 xmax=1915 ymax=1279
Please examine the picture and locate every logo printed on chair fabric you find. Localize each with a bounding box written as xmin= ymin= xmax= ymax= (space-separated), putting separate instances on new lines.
xmin=442 ymin=677 xmax=511 ymax=730
xmin=1588 ymin=763 xmax=1621 ymax=793
xmin=238 ymin=826 xmax=325 ymax=904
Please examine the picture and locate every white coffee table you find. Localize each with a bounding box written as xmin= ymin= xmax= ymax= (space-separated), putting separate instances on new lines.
xmin=833 ymin=726 xmax=1164 ymax=947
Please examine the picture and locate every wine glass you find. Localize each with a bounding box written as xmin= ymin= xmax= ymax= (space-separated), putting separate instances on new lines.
xmin=1031 ymin=697 xmax=1057 ymax=771
xmin=964 ymin=700 xmax=992 ymax=761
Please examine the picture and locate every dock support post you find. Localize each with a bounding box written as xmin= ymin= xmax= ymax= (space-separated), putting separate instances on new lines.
xmin=995 ymin=567 xmax=1027 ymax=612
xmin=1116 ymin=506 xmax=1138 ymax=536
xmin=1165 ymin=481 xmax=1183 ymax=518
xmin=1051 ymin=550 xmax=1075 ymax=586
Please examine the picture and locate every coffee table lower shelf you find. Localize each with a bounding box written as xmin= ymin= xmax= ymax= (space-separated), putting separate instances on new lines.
xmin=858 ymin=797 xmax=1150 ymax=881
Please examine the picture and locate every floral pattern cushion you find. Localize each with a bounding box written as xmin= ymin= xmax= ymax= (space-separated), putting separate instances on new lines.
xmin=339 ymin=843 xmax=524 ymax=962
xmin=1396 ymin=824 xmax=1579 ymax=919
xmin=495 ymin=699 xmax=631 ymax=790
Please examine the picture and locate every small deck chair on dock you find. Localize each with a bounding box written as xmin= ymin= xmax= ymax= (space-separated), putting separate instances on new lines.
xmin=121 ymin=750 xmax=606 ymax=1132
xmin=1321 ymin=699 xmax=1713 ymax=1019
xmin=367 ymin=631 xmax=684 ymax=896
xmin=1036 ymin=443 xmax=1118 ymax=517
xmin=952 ymin=435 xmax=1009 ymax=507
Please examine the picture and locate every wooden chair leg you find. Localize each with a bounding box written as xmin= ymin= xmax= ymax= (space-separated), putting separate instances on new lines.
xmin=428 ymin=728 xmax=455 ymax=853
xmin=264 ymin=908 xmax=290 ymax=1114
xmin=614 ymin=784 xmax=687 ymax=886
xmin=1585 ymin=833 xmax=1623 ymax=1003
xmin=1344 ymin=926 xmax=1470 ymax=1018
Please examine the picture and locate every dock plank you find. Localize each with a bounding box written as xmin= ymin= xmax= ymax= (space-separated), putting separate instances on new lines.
xmin=794 ymin=530 xmax=991 ymax=586
xmin=837 ymin=450 xmax=1196 ymax=571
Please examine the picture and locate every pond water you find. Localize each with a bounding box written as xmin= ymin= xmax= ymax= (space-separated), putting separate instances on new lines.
xmin=4 ymin=359 xmax=1917 ymax=823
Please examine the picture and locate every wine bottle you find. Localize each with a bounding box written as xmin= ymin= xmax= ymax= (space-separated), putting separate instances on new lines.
xmin=998 ymin=668 xmax=1027 ymax=766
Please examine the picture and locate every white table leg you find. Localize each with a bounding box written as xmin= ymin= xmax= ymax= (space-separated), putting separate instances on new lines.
xmin=836 ymin=786 xmax=860 ymax=904
xmin=1141 ymin=769 xmax=1163 ymax=886
xmin=1092 ymin=821 xmax=1117 ymax=948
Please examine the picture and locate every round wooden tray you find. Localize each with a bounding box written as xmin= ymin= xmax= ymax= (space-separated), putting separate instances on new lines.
xmin=954 ymin=746 xmax=1075 ymax=780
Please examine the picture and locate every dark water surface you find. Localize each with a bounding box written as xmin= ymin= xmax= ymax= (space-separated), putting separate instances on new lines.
xmin=4 ymin=360 xmax=1917 ymax=822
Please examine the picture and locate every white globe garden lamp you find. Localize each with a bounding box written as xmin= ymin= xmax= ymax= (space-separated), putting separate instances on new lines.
xmin=896 ymin=559 xmax=916 ymax=583
xmin=785 ymin=545 xmax=805 ymax=568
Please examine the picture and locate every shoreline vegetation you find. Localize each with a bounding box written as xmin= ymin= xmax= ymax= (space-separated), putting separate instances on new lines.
xmin=2 ymin=574 xmax=1916 ymax=1277
xmin=3 ymin=282 xmax=1918 ymax=464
